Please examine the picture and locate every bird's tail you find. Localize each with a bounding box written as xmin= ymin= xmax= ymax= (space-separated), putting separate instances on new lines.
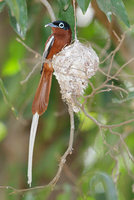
xmin=32 ymin=63 xmax=53 ymax=116
xmin=27 ymin=112 xmax=39 ymax=186
xmin=27 ymin=64 xmax=53 ymax=186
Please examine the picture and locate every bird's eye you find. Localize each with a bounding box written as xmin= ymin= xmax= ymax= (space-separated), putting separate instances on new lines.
xmin=59 ymin=22 xmax=64 ymax=28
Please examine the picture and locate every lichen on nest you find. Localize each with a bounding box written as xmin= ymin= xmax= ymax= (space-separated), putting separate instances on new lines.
xmin=52 ymin=40 xmax=99 ymax=112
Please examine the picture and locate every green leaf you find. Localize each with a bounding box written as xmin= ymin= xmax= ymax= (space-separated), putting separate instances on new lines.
xmin=78 ymin=197 xmax=95 ymax=200
xmin=2 ymin=59 xmax=20 ymax=76
xmin=56 ymin=193 xmax=71 ymax=200
xmin=77 ymin=0 xmax=91 ymax=14
xmin=56 ymin=184 xmax=71 ymax=200
xmin=59 ymin=0 xmax=70 ymax=9
xmin=96 ymin=0 xmax=130 ymax=27
xmin=0 ymin=1 xmax=6 ymax=12
xmin=58 ymin=1 xmax=75 ymax=39
xmin=90 ymin=172 xmax=118 ymax=200
xmin=5 ymin=0 xmax=28 ymax=39
xmin=2 ymin=39 xmax=25 ymax=76
xmin=0 ymin=79 xmax=18 ymax=119
xmin=79 ymin=111 xmax=97 ymax=131
xmin=0 ymin=121 xmax=7 ymax=141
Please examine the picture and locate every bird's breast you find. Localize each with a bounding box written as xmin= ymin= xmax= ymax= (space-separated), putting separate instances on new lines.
xmin=47 ymin=30 xmax=72 ymax=59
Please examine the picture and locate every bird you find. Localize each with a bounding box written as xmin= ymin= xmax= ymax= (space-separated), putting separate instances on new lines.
xmin=32 ymin=20 xmax=72 ymax=115
xmin=27 ymin=20 xmax=72 ymax=186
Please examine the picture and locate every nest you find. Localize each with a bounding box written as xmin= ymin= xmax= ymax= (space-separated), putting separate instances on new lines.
xmin=52 ymin=40 xmax=99 ymax=112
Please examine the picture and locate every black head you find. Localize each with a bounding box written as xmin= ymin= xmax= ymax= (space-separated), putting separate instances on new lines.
xmin=45 ymin=20 xmax=70 ymax=30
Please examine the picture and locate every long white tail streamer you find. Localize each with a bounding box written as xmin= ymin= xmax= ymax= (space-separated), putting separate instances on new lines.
xmin=27 ymin=112 xmax=39 ymax=187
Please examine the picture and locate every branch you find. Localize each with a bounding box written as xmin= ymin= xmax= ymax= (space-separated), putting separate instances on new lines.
xmin=20 ymin=61 xmax=41 ymax=84
xmin=110 ymin=128 xmax=134 ymax=163
xmin=73 ymin=0 xmax=77 ymax=41
xmin=16 ymin=38 xmax=41 ymax=58
xmin=95 ymin=84 xmax=128 ymax=95
xmin=40 ymin=0 xmax=56 ymax=21
xmin=113 ymin=57 xmax=134 ymax=78
xmin=48 ymin=105 xmax=75 ymax=186
xmin=78 ymin=102 xmax=134 ymax=129
xmin=92 ymin=0 xmax=134 ymax=70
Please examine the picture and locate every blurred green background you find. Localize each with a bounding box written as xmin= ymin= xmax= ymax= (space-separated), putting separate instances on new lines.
xmin=0 ymin=0 xmax=134 ymax=199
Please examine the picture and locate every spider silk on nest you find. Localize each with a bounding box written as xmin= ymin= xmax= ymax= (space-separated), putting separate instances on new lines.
xmin=52 ymin=39 xmax=99 ymax=112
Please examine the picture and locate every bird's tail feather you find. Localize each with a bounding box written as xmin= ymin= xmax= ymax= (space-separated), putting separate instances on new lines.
xmin=32 ymin=64 xmax=53 ymax=116
xmin=27 ymin=112 xmax=39 ymax=187
xmin=28 ymin=64 xmax=53 ymax=186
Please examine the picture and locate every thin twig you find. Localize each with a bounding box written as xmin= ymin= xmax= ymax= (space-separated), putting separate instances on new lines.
xmin=98 ymin=67 xmax=118 ymax=80
xmin=112 ymin=30 xmax=121 ymax=42
xmin=16 ymin=38 xmax=41 ymax=58
xmin=110 ymin=128 xmax=134 ymax=162
xmin=88 ymin=79 xmax=95 ymax=90
xmin=48 ymin=105 xmax=75 ymax=186
xmin=100 ymin=33 xmax=125 ymax=64
xmin=0 ymin=185 xmax=49 ymax=194
xmin=100 ymin=37 xmax=111 ymax=59
xmin=109 ymin=152 xmax=120 ymax=183
xmin=78 ymin=102 xmax=134 ymax=129
xmin=40 ymin=0 xmax=56 ymax=21
xmin=113 ymin=57 xmax=134 ymax=78
xmin=107 ymin=34 xmax=125 ymax=77
xmin=73 ymin=0 xmax=77 ymax=41
xmin=122 ymin=150 xmax=134 ymax=180
xmin=20 ymin=59 xmax=52 ymax=84
xmin=20 ymin=61 xmax=41 ymax=84
xmin=95 ymin=84 xmax=128 ymax=95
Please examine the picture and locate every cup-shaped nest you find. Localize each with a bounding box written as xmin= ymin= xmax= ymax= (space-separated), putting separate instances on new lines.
xmin=52 ymin=40 xmax=99 ymax=112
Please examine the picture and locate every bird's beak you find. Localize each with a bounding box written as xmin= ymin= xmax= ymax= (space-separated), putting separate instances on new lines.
xmin=45 ymin=23 xmax=57 ymax=28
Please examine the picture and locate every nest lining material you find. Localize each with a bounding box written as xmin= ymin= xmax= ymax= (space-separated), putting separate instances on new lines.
xmin=52 ymin=40 xmax=99 ymax=112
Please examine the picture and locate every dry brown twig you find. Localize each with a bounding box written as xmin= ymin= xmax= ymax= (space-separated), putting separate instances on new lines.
xmin=16 ymin=37 xmax=42 ymax=84
xmin=16 ymin=38 xmax=41 ymax=58
xmin=20 ymin=61 xmax=41 ymax=84
xmin=40 ymin=0 xmax=56 ymax=21
xmin=109 ymin=152 xmax=120 ymax=183
xmin=105 ymin=128 xmax=134 ymax=181
xmin=110 ymin=128 xmax=134 ymax=163
xmin=73 ymin=0 xmax=77 ymax=41
xmin=20 ymin=58 xmax=52 ymax=84
xmin=16 ymin=38 xmax=54 ymax=84
xmin=99 ymin=37 xmax=111 ymax=59
xmin=48 ymin=105 xmax=74 ymax=186
xmin=100 ymin=32 xmax=125 ymax=64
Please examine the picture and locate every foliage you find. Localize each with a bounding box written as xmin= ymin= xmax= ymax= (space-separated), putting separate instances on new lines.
xmin=77 ymin=0 xmax=91 ymax=13
xmin=96 ymin=0 xmax=130 ymax=27
xmin=1 ymin=0 xmax=129 ymax=39
xmin=0 ymin=0 xmax=134 ymax=200
xmin=5 ymin=0 xmax=28 ymax=39
xmin=90 ymin=172 xmax=118 ymax=200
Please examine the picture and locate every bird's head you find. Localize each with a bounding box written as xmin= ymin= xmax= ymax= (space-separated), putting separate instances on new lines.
xmin=45 ymin=20 xmax=71 ymax=35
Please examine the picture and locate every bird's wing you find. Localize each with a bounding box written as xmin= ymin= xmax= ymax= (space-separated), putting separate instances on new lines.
xmin=43 ymin=35 xmax=54 ymax=58
xmin=41 ymin=35 xmax=54 ymax=73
